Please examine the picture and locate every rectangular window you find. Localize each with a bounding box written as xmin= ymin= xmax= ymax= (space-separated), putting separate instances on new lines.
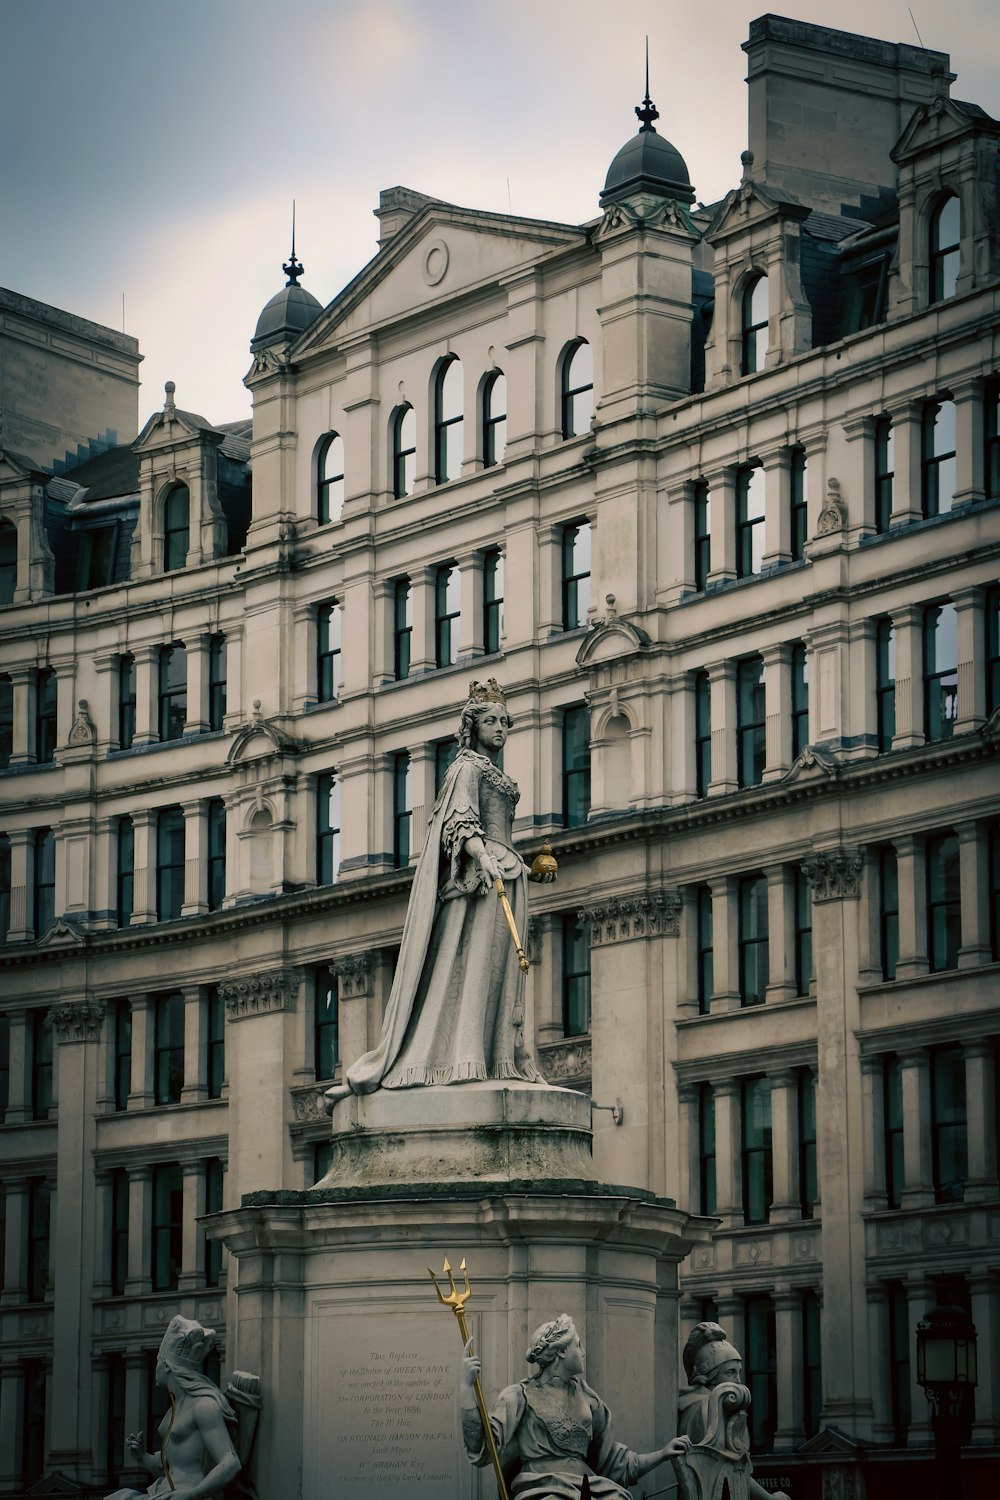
xmin=483 ymin=549 xmax=504 ymax=654
xmin=110 ymin=1167 xmax=128 ymax=1295
xmin=206 ymin=987 xmax=225 ymax=1100
xmin=204 ymin=1157 xmax=224 ymax=1286
xmin=153 ymin=992 xmax=184 ymax=1106
xmin=561 ymin=522 xmax=591 ymax=629
xmin=695 ymin=671 xmax=711 ymax=798
xmin=113 ymin=998 xmax=132 ymax=1111
xmin=987 ymin=382 xmax=1000 ymax=501
xmin=743 ymin=1294 xmax=777 ymax=1452
xmin=27 ymin=1177 xmax=51 ymax=1302
xmin=736 ymin=466 xmax=765 ymax=578
xmin=31 ymin=1009 xmax=52 ymax=1120
xmin=0 ymin=1012 xmax=9 ymax=1119
xmin=884 ymin=1055 xmax=903 ymax=1209
xmin=887 ymin=1281 xmax=912 ymax=1446
xmin=393 ymin=579 xmax=412 ymax=681
xmin=19 ymin=1358 xmax=46 ymax=1487
xmin=926 ymin=832 xmax=961 ymax=972
xmin=156 ymin=807 xmax=185 ymax=921
xmin=794 ymin=867 xmax=812 ymax=995
xmin=931 ymin=1045 xmax=967 ymax=1203
xmin=314 ymin=967 xmax=339 ymax=1080
xmin=693 ymin=482 xmax=711 ymax=590
xmin=393 ymin=752 xmax=412 ymax=868
xmin=991 ymin=824 xmax=1000 ymax=962
xmin=562 ymin=914 xmax=591 ymax=1036
xmin=875 ymin=418 xmax=894 ymax=532
xmin=118 ymin=654 xmax=136 ymax=750
xmin=798 ymin=1069 xmax=817 ymax=1217
xmin=316 ymin=772 xmax=341 ymax=885
xmin=562 ymin=705 xmax=591 ymax=828
xmin=33 ymin=827 xmax=55 ymax=938
xmin=106 ymin=1353 xmax=127 ymax=1489
xmin=741 ymin=1075 xmax=773 ymax=1225
xmin=922 ymin=399 xmax=956 ymax=517
xmin=435 ymin=564 xmax=460 ymax=668
xmin=435 ymin=739 xmax=458 ymax=795
xmin=876 ymin=618 xmax=896 ymax=751
xmin=207 ymin=799 xmax=226 ymax=911
xmin=313 ymin=1140 xmax=335 ymax=1185
xmin=208 ymin=635 xmax=227 ymax=731
xmin=923 ymin=602 xmax=958 ymax=741
xmin=698 ymin=1083 xmax=716 ymax=1215
xmin=317 ymin=601 xmax=343 ymax=702
xmin=791 ymin=642 xmax=809 ymax=757
xmin=0 ymin=675 xmax=11 ymax=767
xmin=158 ymin=644 xmax=187 ymax=741
xmin=738 ymin=875 xmax=769 ymax=1007
xmin=696 ymin=885 xmax=714 ymax=1015
xmin=986 ymin=587 xmax=1000 ymax=716
xmin=878 ymin=847 xmax=899 ymax=981
xmin=789 ymin=448 xmax=807 ymax=562
xmin=35 ymin=667 xmax=57 ymax=764
xmin=0 ymin=835 xmax=9 ymax=945
xmin=801 ymin=1291 xmax=822 ymax=1438
xmin=151 ymin=1162 xmax=182 ymax=1291
xmin=116 ymin=817 xmax=134 ymax=927
xmin=736 ymin=656 xmax=766 ymax=788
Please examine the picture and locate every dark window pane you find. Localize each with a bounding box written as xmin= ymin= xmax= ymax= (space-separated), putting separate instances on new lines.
xmin=163 ymin=485 xmax=190 ymax=572
xmin=931 ymin=1046 xmax=967 ymax=1203
xmin=483 ymin=550 xmax=504 ymax=654
xmin=562 ymin=705 xmax=591 ymax=827
xmin=696 ymin=885 xmax=714 ymax=1013
xmin=562 ymin=915 xmax=591 ymax=1036
xmin=484 ymin=372 xmax=507 ymax=467
xmin=114 ymin=999 xmax=132 ymax=1111
xmin=158 ymin=645 xmax=187 ymax=742
xmin=207 ymin=799 xmax=226 ymax=911
xmin=318 ymin=433 xmax=345 ymax=524
xmin=744 ymin=1294 xmax=777 ymax=1451
xmin=875 ymin=418 xmax=894 ymax=532
xmin=736 ymin=467 xmax=765 ymax=578
xmin=884 ymin=1055 xmax=903 ymax=1208
xmin=33 ymin=828 xmax=55 ymax=938
xmin=0 ymin=521 xmax=16 ymax=605
xmin=562 ymin=522 xmax=591 ymax=629
xmin=393 ymin=579 xmax=412 ymax=680
xmin=930 ymin=195 xmax=961 ymax=303
xmin=393 ymin=406 xmax=416 ymax=498
xmin=693 ymin=482 xmax=711 ymax=590
xmin=789 ymin=448 xmax=807 ymax=562
xmin=35 ymin=668 xmax=57 ymax=764
xmin=926 ymin=832 xmax=961 ymax=972
xmin=314 ymin=968 xmax=339 ymax=1079
xmin=393 ymin=753 xmax=412 ymax=867
xmin=118 ymin=654 xmax=136 ymax=749
xmin=698 ymin=1083 xmax=716 ymax=1214
xmin=151 ymin=1163 xmax=183 ymax=1290
xmin=742 ymin=1077 xmax=772 ymax=1225
xmin=317 ymin=601 xmax=343 ymax=702
xmin=317 ymin=773 xmax=341 ymax=885
xmin=695 ymin=671 xmax=711 ymax=798
xmin=117 ymin=817 xmax=134 ymax=927
xmin=435 ymin=564 xmax=460 ymax=667
xmin=0 ymin=675 xmax=12 ymax=767
xmin=206 ymin=987 xmax=225 ymax=1099
xmin=741 ymin=277 xmax=768 ymax=375
xmin=154 ymin=992 xmax=185 ymax=1105
xmin=562 ymin=341 xmax=593 ymax=439
xmin=204 ymin=1157 xmax=224 ymax=1285
xmin=208 ymin=635 xmax=227 ymax=731
xmin=435 ymin=358 xmax=464 ymax=484
xmin=156 ymin=807 xmax=185 ymax=920
xmin=737 ymin=657 xmax=766 ymax=788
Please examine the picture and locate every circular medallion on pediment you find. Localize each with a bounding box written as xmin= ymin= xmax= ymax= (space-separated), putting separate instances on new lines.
xmin=422 ymin=238 xmax=449 ymax=286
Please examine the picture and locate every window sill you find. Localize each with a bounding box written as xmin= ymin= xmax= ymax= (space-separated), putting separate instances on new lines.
xmin=858 ymin=493 xmax=999 ymax=548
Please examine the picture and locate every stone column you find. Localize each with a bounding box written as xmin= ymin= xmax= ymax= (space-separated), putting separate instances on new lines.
xmin=762 ymin=448 xmax=792 ymax=568
xmin=132 ymin=643 xmax=159 ymax=747
xmin=90 ymin=1354 xmax=110 ymax=1490
xmin=773 ymin=1287 xmax=806 ymax=1448
xmin=4 ymin=1010 xmax=29 ymax=1124
xmin=534 ymin=524 xmax=562 ymax=638
xmin=715 ymin=1294 xmax=745 ymax=1371
xmin=860 ymin=1054 xmax=888 ymax=1212
xmin=660 ymin=481 xmax=696 ymax=606
xmin=953 ymin=585 xmax=986 ymax=732
xmin=126 ymin=997 xmax=154 ymax=1110
xmin=768 ymin=1069 xmax=800 ymax=1223
xmin=676 ymin=1083 xmax=699 ymax=1214
xmin=765 ymin=866 xmax=796 ymax=1002
xmin=179 ymin=801 xmax=207 ymax=917
xmin=951 ymin=376 xmax=985 ymax=509
xmin=857 ymin=849 xmax=883 ymax=986
xmin=408 ymin=565 xmax=437 ymax=675
xmin=8 ymin=667 xmax=34 ymax=765
xmin=894 ymin=835 xmax=929 ymax=981
xmin=121 ymin=1352 xmax=148 ymax=1489
xmin=180 ymin=988 xmax=207 ymax=1104
xmin=0 ymin=1178 xmax=28 ymax=1302
xmin=907 ymin=1277 xmax=934 ymax=1445
xmin=92 ymin=1169 xmax=113 ymax=1300
xmin=222 ymin=628 xmax=242 ymax=728
xmin=843 ymin=413 xmax=876 ymax=536
xmin=458 ymin=550 xmax=484 ymax=660
xmin=707 ymin=660 xmax=737 ymax=795
xmin=221 ymin=969 xmax=299 ymax=1193
xmin=957 ymin=821 xmax=991 ymax=968
xmin=762 ymin=642 xmax=793 ymax=780
xmin=887 ymin=403 xmax=923 ymax=527
xmin=5 ymin=829 xmax=33 ymax=944
xmin=849 ymin=619 xmax=879 ymax=755
xmin=331 ymin=954 xmax=373 ymax=1076
xmin=890 ymin=603 xmax=924 ymax=750
xmin=668 ymin=673 xmax=697 ymax=805
xmin=969 ymin=1273 xmax=998 ymax=1442
xmin=179 ymin=1161 xmax=207 ymax=1293
xmin=712 ymin=1079 xmax=741 ymax=1229
xmin=703 ymin=469 xmax=734 ymax=585
xmin=183 ymin=633 xmax=210 ymax=734
xmin=866 ymin=1284 xmax=893 ymax=1444
xmin=124 ymin=1165 xmax=152 ymax=1297
xmin=898 ymin=1047 xmax=934 ymax=1208
xmin=964 ymin=1041 xmax=999 ymax=1202
xmin=128 ymin=809 xmax=158 ymax=926
xmin=708 ymin=876 xmax=739 ymax=1013
xmin=409 ymin=742 xmax=436 ymax=856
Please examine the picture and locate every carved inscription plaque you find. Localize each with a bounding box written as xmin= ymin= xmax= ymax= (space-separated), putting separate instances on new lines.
xmin=318 ymin=1310 xmax=472 ymax=1497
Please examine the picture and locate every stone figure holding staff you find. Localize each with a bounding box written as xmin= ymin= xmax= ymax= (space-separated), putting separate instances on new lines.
xmin=325 ymin=679 xmax=555 ymax=1104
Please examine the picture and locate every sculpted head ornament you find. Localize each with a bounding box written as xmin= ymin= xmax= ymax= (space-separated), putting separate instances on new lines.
xmin=468 ymin=677 xmax=507 ymax=708
xmin=526 ymin=1313 xmax=577 ymax=1367
xmin=158 ymin=1314 xmax=217 ymax=1376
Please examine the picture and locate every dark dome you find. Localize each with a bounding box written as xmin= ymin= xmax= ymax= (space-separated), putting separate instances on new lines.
xmin=601 ymin=126 xmax=695 ymax=208
xmin=252 ymin=282 xmax=323 ymax=348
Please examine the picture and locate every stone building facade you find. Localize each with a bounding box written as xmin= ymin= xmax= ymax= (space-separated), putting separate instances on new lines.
xmin=1 ymin=13 xmax=998 ymax=1498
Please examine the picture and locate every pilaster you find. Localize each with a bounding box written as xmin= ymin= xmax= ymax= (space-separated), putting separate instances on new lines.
xmin=897 ymin=1047 xmax=934 ymax=1209
xmin=707 ymin=659 xmax=737 ymax=795
xmin=894 ymin=834 xmax=929 ymax=981
xmin=124 ymin=1165 xmax=152 ymax=1297
xmin=761 ymin=642 xmax=792 ymax=780
xmin=768 ymin=1069 xmax=800 ymax=1222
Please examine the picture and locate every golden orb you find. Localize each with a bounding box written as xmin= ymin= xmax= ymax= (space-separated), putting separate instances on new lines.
xmin=530 ymin=842 xmax=559 ymax=879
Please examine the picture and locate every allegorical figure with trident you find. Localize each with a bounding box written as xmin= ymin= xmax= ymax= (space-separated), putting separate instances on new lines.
xmin=325 ymin=678 xmax=555 ymax=1102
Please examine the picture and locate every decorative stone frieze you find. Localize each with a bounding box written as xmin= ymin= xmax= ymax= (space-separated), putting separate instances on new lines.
xmin=50 ymin=1001 xmax=105 ymax=1043
xmin=579 ymin=889 xmax=681 ymax=946
xmin=537 ymin=1037 xmax=592 ymax=1086
xmin=290 ymin=1084 xmax=330 ymax=1123
xmin=802 ymin=848 xmax=863 ymax=902
xmin=221 ymin=969 xmax=298 ymax=1021
xmin=330 ymin=953 xmax=373 ymax=999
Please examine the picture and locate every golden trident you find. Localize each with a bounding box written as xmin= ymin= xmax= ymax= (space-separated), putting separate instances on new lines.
xmin=428 ymin=1258 xmax=509 ymax=1500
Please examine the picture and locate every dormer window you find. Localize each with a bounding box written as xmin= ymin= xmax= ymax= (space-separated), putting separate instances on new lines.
xmin=929 ymin=194 xmax=961 ymax=304
xmin=163 ymin=485 xmax=190 ymax=573
xmin=561 ymin=341 xmax=593 ymax=440
xmin=740 ymin=276 xmax=768 ymax=375
xmin=392 ymin=405 xmax=416 ymax=498
xmin=434 ymin=357 xmax=464 ymax=485
xmin=317 ymin=433 xmax=345 ymax=524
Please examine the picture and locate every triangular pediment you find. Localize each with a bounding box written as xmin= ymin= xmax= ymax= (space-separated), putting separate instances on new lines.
xmin=294 ymin=202 xmax=587 ymax=359
xmin=576 ymin=617 xmax=650 ymax=667
xmin=133 ymin=406 xmax=224 ymax=456
xmin=892 ymin=96 xmax=999 ymax=164
xmin=796 ymin=1425 xmax=864 ymax=1457
xmin=783 ymin=744 xmax=840 ymax=784
xmin=0 ymin=447 xmax=45 ymax=483
xmin=706 ymin=180 xmax=808 ymax=242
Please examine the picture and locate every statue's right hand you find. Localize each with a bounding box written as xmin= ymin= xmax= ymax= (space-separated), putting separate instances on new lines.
xmin=477 ymin=851 xmax=500 ymax=887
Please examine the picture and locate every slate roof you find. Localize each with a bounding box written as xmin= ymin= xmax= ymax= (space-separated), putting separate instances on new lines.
xmin=56 ymin=444 xmax=139 ymax=502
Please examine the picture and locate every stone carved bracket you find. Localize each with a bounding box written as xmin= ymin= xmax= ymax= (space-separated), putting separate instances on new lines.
xmin=221 ymin=969 xmax=298 ymax=1021
xmin=330 ymin=953 xmax=374 ymax=999
xmin=815 ymin=477 xmax=846 ymax=536
xmin=579 ymin=889 xmax=681 ymax=946
xmin=50 ymin=1001 xmax=105 ymax=1043
xmin=537 ymin=1037 xmax=592 ymax=1085
xmin=802 ymin=848 xmax=863 ymax=902
xmin=290 ymin=1084 xmax=331 ymax=1123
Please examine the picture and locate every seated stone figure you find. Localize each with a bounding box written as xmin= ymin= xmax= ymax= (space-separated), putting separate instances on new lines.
xmin=673 ymin=1322 xmax=777 ymax=1500
xmin=105 ymin=1315 xmax=242 ymax=1500
xmin=461 ymin=1313 xmax=689 ymax=1498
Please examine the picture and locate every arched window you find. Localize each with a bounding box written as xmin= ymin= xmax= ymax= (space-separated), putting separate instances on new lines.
xmin=929 ymin=194 xmax=961 ymax=304
xmin=163 ymin=485 xmax=190 ymax=572
xmin=434 ymin=357 xmax=464 ymax=484
xmin=483 ymin=372 xmax=507 ymax=468
xmin=740 ymin=276 xmax=769 ymax=375
xmin=561 ymin=341 xmax=593 ymax=439
xmin=0 ymin=519 xmax=16 ymax=605
xmin=317 ymin=433 xmax=345 ymax=524
xmin=392 ymin=404 xmax=416 ymax=498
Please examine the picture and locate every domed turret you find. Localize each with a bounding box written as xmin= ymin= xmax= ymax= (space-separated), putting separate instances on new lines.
xmin=600 ymin=74 xmax=695 ymax=208
xmin=251 ymin=224 xmax=322 ymax=351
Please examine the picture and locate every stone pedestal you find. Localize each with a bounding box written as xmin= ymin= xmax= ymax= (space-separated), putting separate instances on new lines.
xmin=210 ymin=1084 xmax=708 ymax=1500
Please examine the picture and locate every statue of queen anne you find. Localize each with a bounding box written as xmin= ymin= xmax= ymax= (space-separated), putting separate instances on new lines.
xmin=325 ymin=678 xmax=555 ymax=1102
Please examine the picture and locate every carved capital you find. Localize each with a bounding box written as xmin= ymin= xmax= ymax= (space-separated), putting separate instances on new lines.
xmin=330 ymin=953 xmax=374 ymax=1000
xmin=537 ymin=1037 xmax=592 ymax=1085
xmin=50 ymin=1001 xmax=105 ymax=1043
xmin=221 ymin=969 xmax=298 ymax=1021
xmin=579 ymin=888 xmax=681 ymax=946
xmin=802 ymin=848 xmax=863 ymax=902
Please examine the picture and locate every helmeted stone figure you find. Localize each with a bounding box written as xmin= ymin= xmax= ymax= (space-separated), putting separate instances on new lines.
xmin=673 ymin=1322 xmax=779 ymax=1500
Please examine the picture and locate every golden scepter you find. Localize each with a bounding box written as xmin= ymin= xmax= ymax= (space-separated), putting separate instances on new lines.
xmin=494 ymin=877 xmax=529 ymax=973
xmin=429 ymin=1258 xmax=509 ymax=1500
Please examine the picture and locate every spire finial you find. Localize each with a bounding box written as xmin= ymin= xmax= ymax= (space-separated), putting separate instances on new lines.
xmin=283 ymin=199 xmax=303 ymax=287
xmin=635 ymin=37 xmax=659 ymax=133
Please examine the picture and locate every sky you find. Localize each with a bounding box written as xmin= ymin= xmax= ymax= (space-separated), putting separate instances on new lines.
xmin=2 ymin=0 xmax=998 ymax=427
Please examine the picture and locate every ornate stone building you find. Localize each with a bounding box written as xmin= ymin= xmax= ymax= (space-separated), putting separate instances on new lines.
xmin=1 ymin=13 xmax=998 ymax=1498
